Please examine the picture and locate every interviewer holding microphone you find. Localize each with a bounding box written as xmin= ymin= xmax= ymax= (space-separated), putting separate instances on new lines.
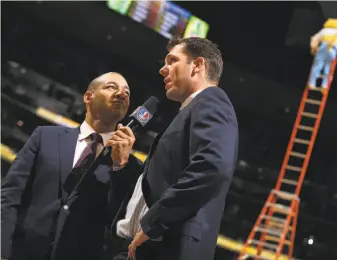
xmin=1 ymin=72 xmax=143 ymax=260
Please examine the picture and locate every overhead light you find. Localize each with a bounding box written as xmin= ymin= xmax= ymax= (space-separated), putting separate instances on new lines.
xmin=238 ymin=160 xmax=248 ymax=167
xmin=307 ymin=235 xmax=314 ymax=245
xmin=16 ymin=120 xmax=24 ymax=127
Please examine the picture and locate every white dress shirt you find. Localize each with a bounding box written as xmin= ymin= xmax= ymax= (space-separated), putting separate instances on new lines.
xmin=179 ymin=89 xmax=203 ymax=111
xmin=73 ymin=121 xmax=114 ymax=167
xmin=116 ymin=88 xmax=205 ymax=239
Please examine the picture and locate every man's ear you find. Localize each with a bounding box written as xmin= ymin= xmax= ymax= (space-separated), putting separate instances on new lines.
xmin=83 ymin=91 xmax=93 ymax=104
xmin=192 ymin=57 xmax=206 ymax=75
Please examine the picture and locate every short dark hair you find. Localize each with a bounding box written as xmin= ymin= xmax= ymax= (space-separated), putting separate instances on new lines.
xmin=167 ymin=37 xmax=223 ymax=84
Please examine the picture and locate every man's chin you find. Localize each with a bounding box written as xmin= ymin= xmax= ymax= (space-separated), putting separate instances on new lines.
xmin=166 ymin=89 xmax=180 ymax=102
xmin=165 ymin=91 xmax=173 ymax=101
xmin=105 ymin=111 xmax=125 ymax=123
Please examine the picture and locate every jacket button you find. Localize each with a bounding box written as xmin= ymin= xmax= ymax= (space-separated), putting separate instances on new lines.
xmin=63 ymin=205 xmax=69 ymax=210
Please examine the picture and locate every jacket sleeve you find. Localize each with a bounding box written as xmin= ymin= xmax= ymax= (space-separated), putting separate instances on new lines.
xmin=140 ymin=90 xmax=238 ymax=238
xmin=1 ymin=126 xmax=42 ymax=258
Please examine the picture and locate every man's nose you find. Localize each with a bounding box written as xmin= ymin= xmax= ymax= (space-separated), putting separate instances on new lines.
xmin=159 ymin=65 xmax=168 ymax=77
xmin=114 ymin=88 xmax=127 ymax=99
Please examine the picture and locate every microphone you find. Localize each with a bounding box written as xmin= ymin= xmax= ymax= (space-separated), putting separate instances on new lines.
xmin=126 ymin=96 xmax=160 ymax=131
xmin=102 ymin=96 xmax=160 ymax=157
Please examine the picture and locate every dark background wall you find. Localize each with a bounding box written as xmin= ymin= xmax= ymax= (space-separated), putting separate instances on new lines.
xmin=1 ymin=2 xmax=336 ymax=259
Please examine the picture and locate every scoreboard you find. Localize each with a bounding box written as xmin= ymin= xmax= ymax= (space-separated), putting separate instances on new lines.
xmin=107 ymin=0 xmax=209 ymax=39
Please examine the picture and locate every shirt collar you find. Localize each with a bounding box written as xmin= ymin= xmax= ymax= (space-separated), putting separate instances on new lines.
xmin=78 ymin=121 xmax=114 ymax=145
xmin=179 ymin=89 xmax=204 ymax=111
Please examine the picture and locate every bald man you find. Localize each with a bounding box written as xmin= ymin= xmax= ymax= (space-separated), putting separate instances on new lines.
xmin=1 ymin=73 xmax=143 ymax=260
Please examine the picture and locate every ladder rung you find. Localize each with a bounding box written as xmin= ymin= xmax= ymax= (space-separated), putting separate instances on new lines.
xmin=268 ymin=221 xmax=286 ymax=229
xmin=282 ymin=178 xmax=298 ymax=185
xmin=294 ymin=138 xmax=310 ymax=145
xmin=302 ymin=112 xmax=318 ymax=118
xmin=266 ymin=203 xmax=291 ymax=214
xmin=298 ymin=125 xmax=314 ymax=131
xmin=268 ymin=221 xmax=293 ymax=231
xmin=265 ymin=235 xmax=291 ymax=245
xmin=305 ymin=98 xmax=322 ymax=105
xmin=261 ymin=215 xmax=286 ymax=224
xmin=255 ymin=226 xmax=283 ymax=236
xmin=309 ymin=87 xmax=322 ymax=92
xmin=272 ymin=190 xmax=299 ymax=201
xmin=260 ymin=224 xmax=291 ymax=234
xmin=249 ymin=239 xmax=279 ymax=250
xmin=290 ymin=151 xmax=306 ymax=159
xmin=286 ymin=165 xmax=302 ymax=172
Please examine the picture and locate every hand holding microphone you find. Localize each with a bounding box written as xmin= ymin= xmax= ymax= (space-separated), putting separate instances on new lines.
xmin=106 ymin=124 xmax=135 ymax=167
xmin=105 ymin=96 xmax=160 ymax=168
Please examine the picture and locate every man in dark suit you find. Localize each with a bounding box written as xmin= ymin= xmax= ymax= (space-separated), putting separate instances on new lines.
xmin=113 ymin=37 xmax=238 ymax=260
xmin=1 ymin=72 xmax=142 ymax=260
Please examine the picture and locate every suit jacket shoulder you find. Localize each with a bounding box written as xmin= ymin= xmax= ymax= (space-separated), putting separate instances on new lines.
xmin=189 ymin=86 xmax=236 ymax=114
xmin=38 ymin=125 xmax=78 ymax=135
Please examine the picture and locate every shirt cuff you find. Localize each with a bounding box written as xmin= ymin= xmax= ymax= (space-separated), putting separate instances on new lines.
xmin=111 ymin=161 xmax=126 ymax=171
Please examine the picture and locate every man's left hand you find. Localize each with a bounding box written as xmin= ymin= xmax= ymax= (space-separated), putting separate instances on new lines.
xmin=106 ymin=124 xmax=135 ymax=167
xmin=128 ymin=229 xmax=150 ymax=260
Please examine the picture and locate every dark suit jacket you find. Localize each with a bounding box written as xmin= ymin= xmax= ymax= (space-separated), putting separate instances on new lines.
xmin=140 ymin=87 xmax=239 ymax=260
xmin=1 ymin=126 xmax=141 ymax=260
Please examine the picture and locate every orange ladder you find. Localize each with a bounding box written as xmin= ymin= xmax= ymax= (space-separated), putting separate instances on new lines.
xmin=237 ymin=53 xmax=337 ymax=260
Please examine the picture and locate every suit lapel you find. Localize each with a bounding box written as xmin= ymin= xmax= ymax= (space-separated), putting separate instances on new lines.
xmin=59 ymin=127 xmax=79 ymax=200
xmin=142 ymin=122 xmax=170 ymax=175
xmin=147 ymin=131 xmax=163 ymax=160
